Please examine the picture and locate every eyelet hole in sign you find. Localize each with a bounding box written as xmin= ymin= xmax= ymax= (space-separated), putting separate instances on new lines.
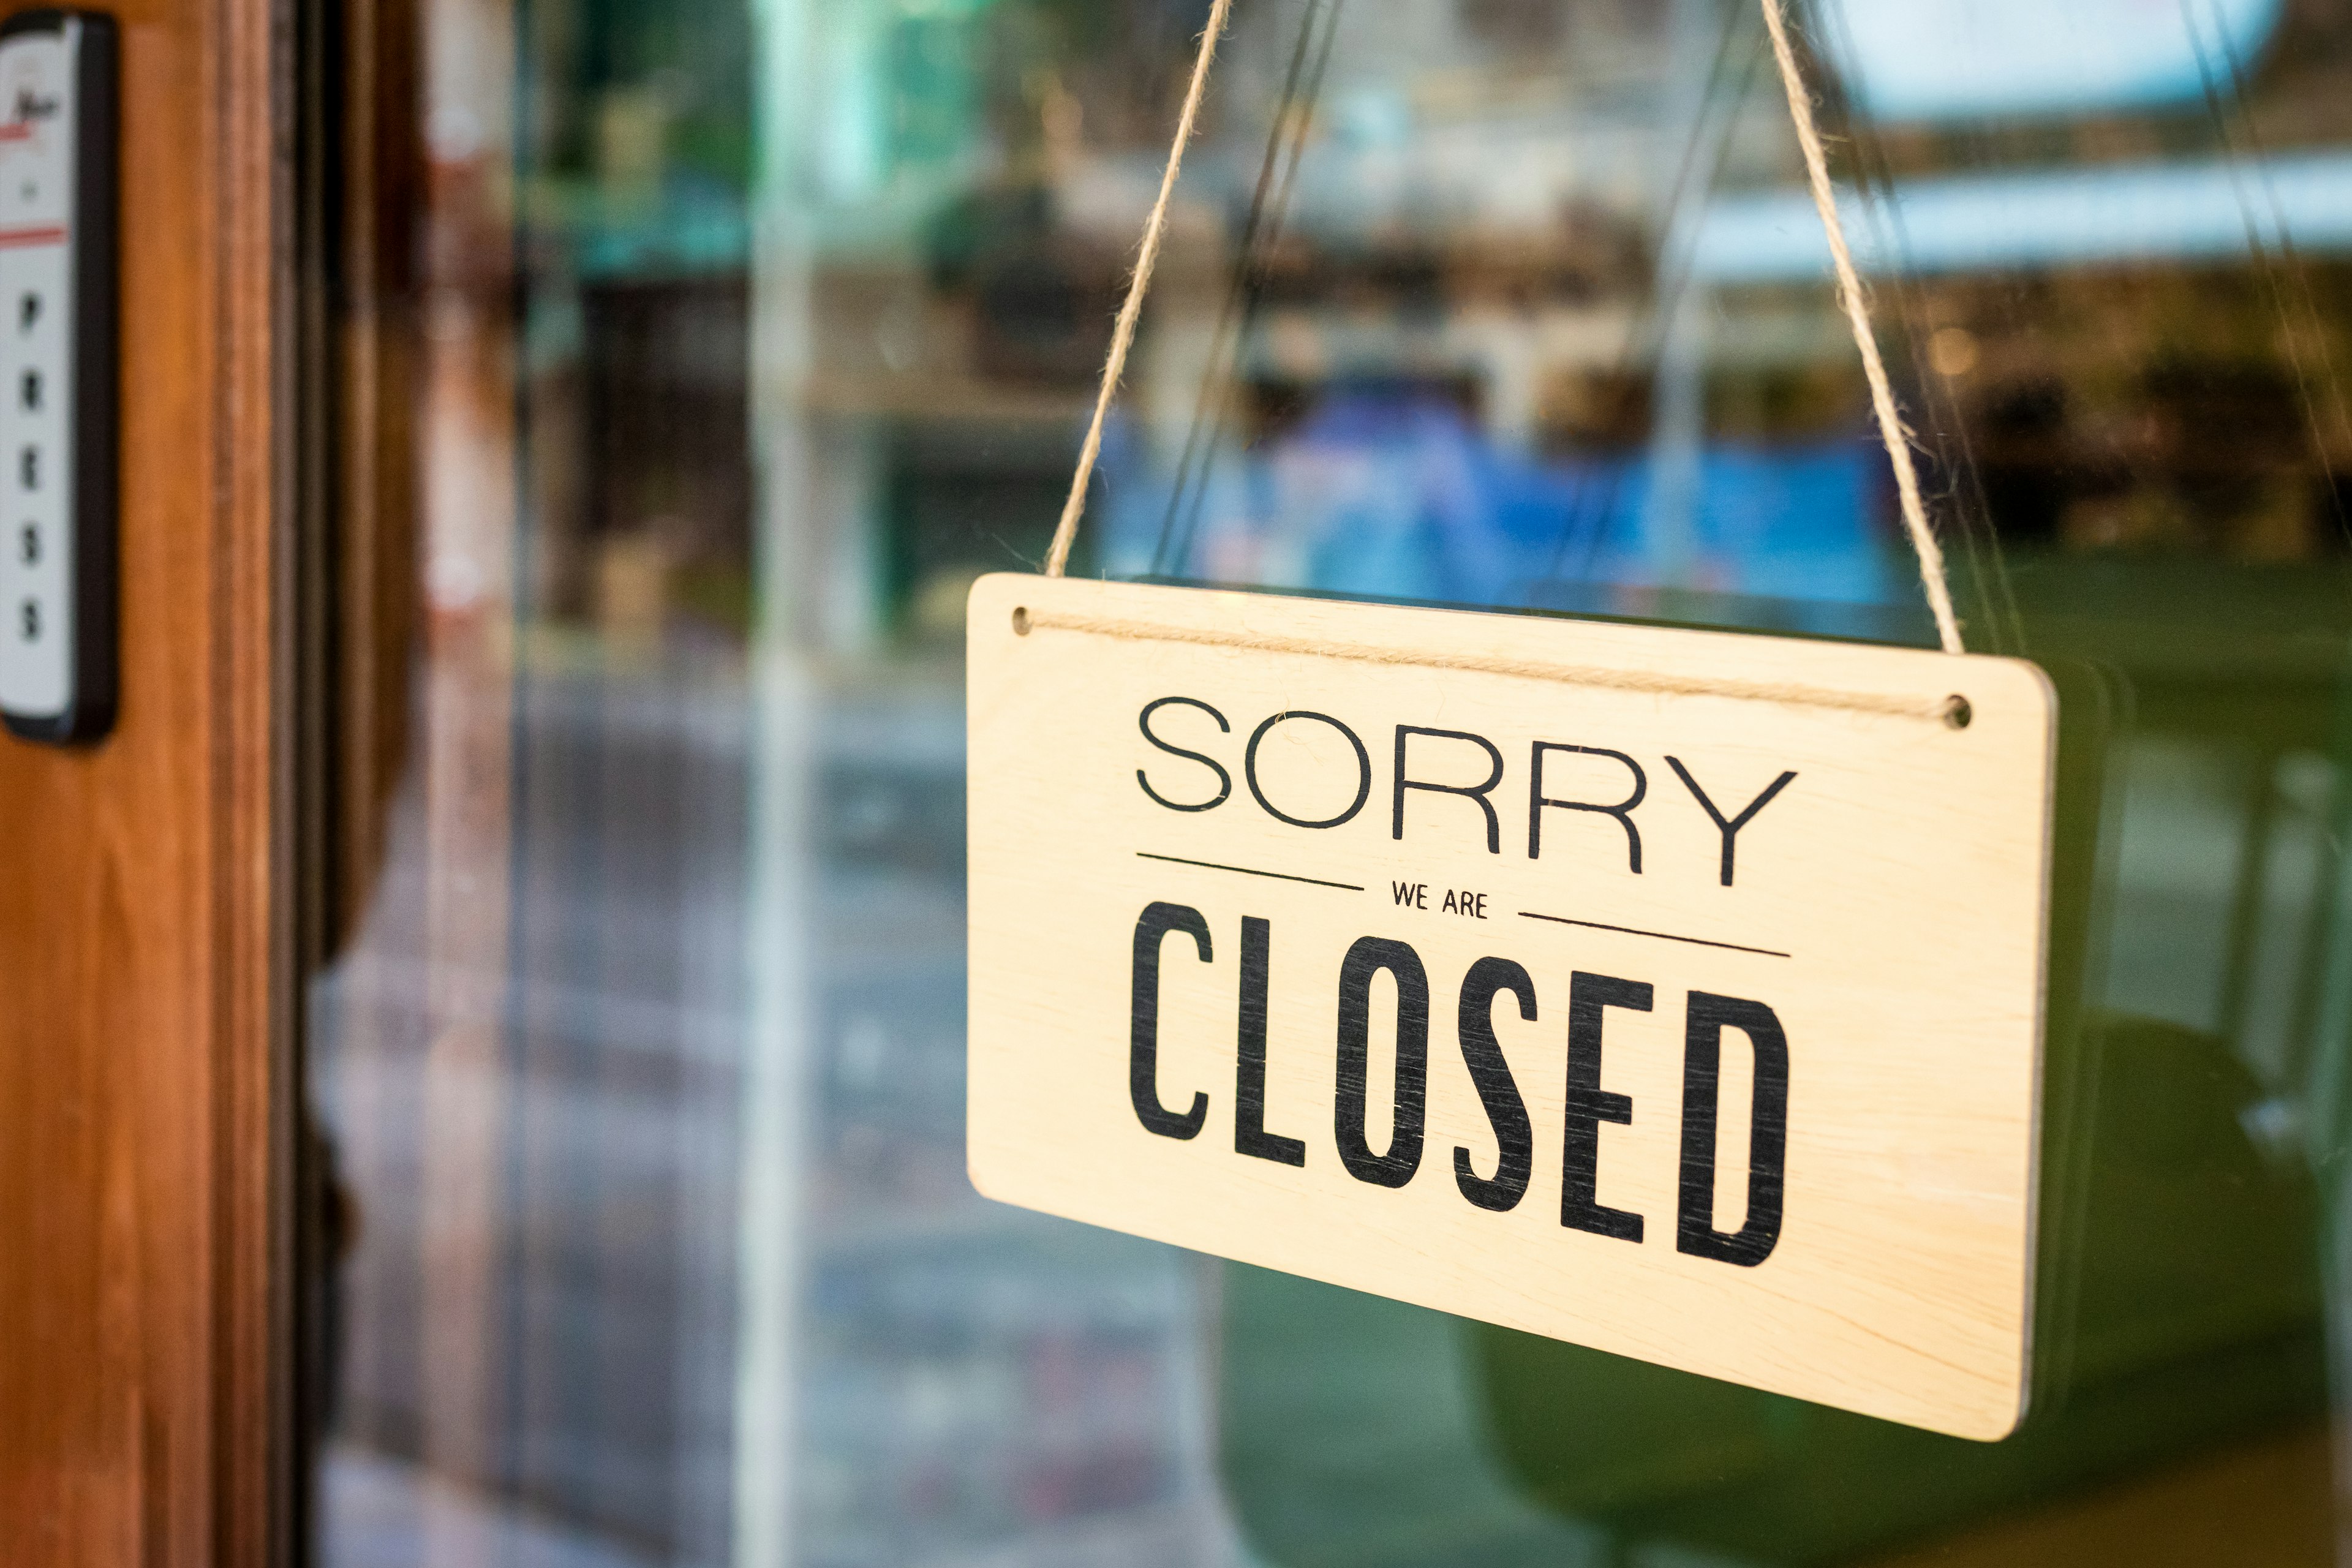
xmin=1944 ymin=695 xmax=1973 ymax=730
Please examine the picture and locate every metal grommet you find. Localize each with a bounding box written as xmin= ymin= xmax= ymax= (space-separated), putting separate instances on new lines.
xmin=1942 ymin=695 xmax=1972 ymax=731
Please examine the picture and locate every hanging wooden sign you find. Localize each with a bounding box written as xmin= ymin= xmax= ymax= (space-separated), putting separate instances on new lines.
xmin=966 ymin=573 xmax=2055 ymax=1441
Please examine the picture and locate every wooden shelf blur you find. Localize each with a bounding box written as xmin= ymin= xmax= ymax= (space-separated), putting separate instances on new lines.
xmin=800 ymin=370 xmax=1093 ymax=428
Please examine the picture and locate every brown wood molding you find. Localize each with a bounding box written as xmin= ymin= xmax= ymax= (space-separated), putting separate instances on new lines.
xmin=0 ymin=0 xmax=293 ymax=1563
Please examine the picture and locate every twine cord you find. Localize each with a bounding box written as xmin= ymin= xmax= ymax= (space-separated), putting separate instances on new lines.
xmin=1042 ymin=0 xmax=1968 ymax=663
xmin=1759 ymin=0 xmax=1964 ymax=655
xmin=1044 ymin=0 xmax=1235 ymax=578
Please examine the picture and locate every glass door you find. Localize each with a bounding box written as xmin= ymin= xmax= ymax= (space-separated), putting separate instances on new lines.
xmin=305 ymin=1 xmax=2352 ymax=1563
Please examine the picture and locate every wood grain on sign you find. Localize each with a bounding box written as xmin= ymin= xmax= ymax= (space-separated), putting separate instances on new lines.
xmin=967 ymin=574 xmax=2056 ymax=1441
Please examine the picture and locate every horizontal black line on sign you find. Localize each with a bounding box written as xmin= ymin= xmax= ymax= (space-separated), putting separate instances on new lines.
xmin=1136 ymin=852 xmax=1365 ymax=892
xmin=1518 ymin=910 xmax=1792 ymax=960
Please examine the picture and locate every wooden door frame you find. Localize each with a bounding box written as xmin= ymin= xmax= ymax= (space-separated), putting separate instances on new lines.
xmin=0 ymin=0 xmax=298 ymax=1561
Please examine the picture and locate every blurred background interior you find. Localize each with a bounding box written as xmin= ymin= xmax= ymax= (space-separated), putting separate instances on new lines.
xmin=305 ymin=0 xmax=2352 ymax=1563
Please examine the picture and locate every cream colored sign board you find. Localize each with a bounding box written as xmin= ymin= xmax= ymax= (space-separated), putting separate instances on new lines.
xmin=965 ymin=574 xmax=2054 ymax=1441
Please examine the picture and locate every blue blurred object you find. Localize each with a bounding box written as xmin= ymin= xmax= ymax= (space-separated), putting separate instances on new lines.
xmin=1819 ymin=0 xmax=2283 ymax=124
xmin=1101 ymin=388 xmax=1896 ymax=611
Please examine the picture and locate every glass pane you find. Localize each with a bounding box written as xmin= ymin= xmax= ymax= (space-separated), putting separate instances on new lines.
xmin=307 ymin=1 xmax=2352 ymax=1564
